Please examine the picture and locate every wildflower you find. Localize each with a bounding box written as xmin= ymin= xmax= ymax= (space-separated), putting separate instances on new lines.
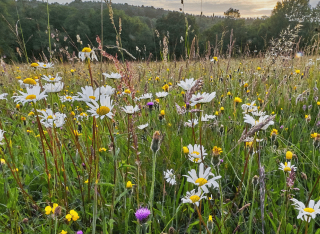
xmin=79 ymin=47 xmax=97 ymax=61
xmin=181 ymin=189 xmax=206 ymax=206
xmin=213 ymin=57 xmax=218 ymax=61
xmin=186 ymin=144 xmax=207 ymax=163
xmin=12 ymin=86 xmax=47 ymax=105
xmin=147 ymin=102 xmax=154 ymax=110
xmin=0 ymin=159 xmax=5 ymax=165
xmin=286 ymin=151 xmax=293 ymax=160
xmin=38 ymin=109 xmax=66 ymax=128
xmin=243 ymin=114 xmax=274 ymax=130
xmin=71 ymin=69 xmax=75 ymax=73
xmin=21 ymin=116 xmax=26 ymax=121
xmin=31 ymin=63 xmax=39 ymax=68
xmin=122 ymin=105 xmax=140 ymax=114
xmin=184 ymin=119 xmax=199 ymax=128
xmin=270 ymin=129 xmax=278 ymax=136
xmin=99 ymin=148 xmax=107 ymax=152
xmin=164 ymin=169 xmax=176 ymax=185
xmin=42 ymin=74 xmax=63 ymax=83
xmin=155 ymin=99 xmax=159 ymax=103
xmin=87 ymin=95 xmax=114 ymax=119
xmin=38 ymin=62 xmax=54 ymax=69
xmin=190 ymin=92 xmax=216 ymax=106
xmin=242 ymin=101 xmax=257 ymax=114
xmin=162 ymin=84 xmax=169 ymax=92
xmin=201 ymin=114 xmax=216 ymax=122
xmin=290 ymin=198 xmax=320 ymax=222
xmin=156 ymin=92 xmax=169 ymax=98
xmin=177 ymin=78 xmax=196 ymax=91
xmin=207 ymin=215 xmax=214 ymax=230
xmin=99 ymin=85 xmax=115 ymax=96
xmin=181 ymin=91 xmax=185 ymax=95
xmin=102 ymin=72 xmax=122 ymax=79
xmin=317 ymin=102 xmax=320 ymax=106
xmin=160 ymin=110 xmax=165 ymax=116
xmin=183 ymin=146 xmax=189 ymax=154
xmin=28 ymin=112 xmax=34 ymax=116
xmin=139 ymin=93 xmax=153 ymax=100
xmin=60 ymin=230 xmax=67 ymax=234
xmin=137 ymin=123 xmax=148 ymax=130
xmin=45 ymin=206 xmax=52 ymax=215
xmin=126 ymin=181 xmax=133 ymax=188
xmin=234 ymin=97 xmax=242 ymax=103
xmin=257 ymin=67 xmax=261 ymax=71
xmin=84 ymin=179 xmax=88 ymax=184
xmin=44 ymin=82 xmax=64 ymax=93
xmin=23 ymin=78 xmax=37 ymax=85
xmin=296 ymin=70 xmax=300 ymax=74
xmin=212 ymin=146 xmax=222 ymax=156
xmin=311 ymin=133 xmax=320 ymax=141
xmin=184 ymin=163 xmax=221 ymax=193
xmin=76 ymin=231 xmax=83 ymax=234
xmin=135 ymin=207 xmax=151 ymax=223
xmin=279 ymin=161 xmax=297 ymax=172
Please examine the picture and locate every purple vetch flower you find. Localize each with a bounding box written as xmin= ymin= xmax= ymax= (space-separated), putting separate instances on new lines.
xmin=280 ymin=125 xmax=284 ymax=129
xmin=303 ymin=105 xmax=306 ymax=111
xmin=76 ymin=231 xmax=83 ymax=234
xmin=220 ymin=159 xmax=224 ymax=163
xmin=135 ymin=207 xmax=151 ymax=223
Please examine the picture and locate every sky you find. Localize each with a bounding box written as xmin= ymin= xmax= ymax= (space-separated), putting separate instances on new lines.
xmin=49 ymin=0 xmax=319 ymax=17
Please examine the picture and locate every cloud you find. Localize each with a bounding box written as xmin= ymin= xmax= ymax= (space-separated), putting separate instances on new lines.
xmin=49 ymin=0 xmax=319 ymax=17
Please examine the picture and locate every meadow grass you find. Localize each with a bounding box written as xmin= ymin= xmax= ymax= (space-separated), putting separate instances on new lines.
xmin=0 ymin=55 xmax=320 ymax=234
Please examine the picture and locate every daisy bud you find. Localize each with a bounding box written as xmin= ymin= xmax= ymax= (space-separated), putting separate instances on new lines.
xmin=151 ymin=131 xmax=161 ymax=153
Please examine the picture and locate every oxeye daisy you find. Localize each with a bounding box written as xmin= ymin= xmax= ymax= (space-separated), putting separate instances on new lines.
xmin=76 ymin=86 xmax=100 ymax=103
xmin=87 ymin=95 xmax=114 ymax=119
xmin=181 ymin=189 xmax=206 ymax=206
xmin=38 ymin=62 xmax=54 ymax=69
xmin=291 ymin=198 xmax=320 ymax=222
xmin=138 ymin=93 xmax=153 ymax=100
xmin=38 ymin=109 xmax=66 ymax=128
xmin=137 ymin=123 xmax=148 ymax=130
xmin=186 ymin=144 xmax=207 ymax=163
xmin=102 ymin=72 xmax=122 ymax=79
xmin=243 ymin=114 xmax=274 ymax=130
xmin=99 ymin=85 xmax=115 ymax=96
xmin=164 ymin=169 xmax=176 ymax=185
xmin=121 ymin=105 xmax=140 ymax=114
xmin=42 ymin=74 xmax=63 ymax=83
xmin=184 ymin=163 xmax=221 ymax=193
xmin=201 ymin=114 xmax=216 ymax=122
xmin=44 ymin=81 xmax=64 ymax=93
xmin=156 ymin=92 xmax=169 ymax=98
xmin=279 ymin=161 xmax=297 ymax=172
xmin=184 ymin=119 xmax=199 ymax=128
xmin=59 ymin=95 xmax=77 ymax=102
xmin=12 ymin=86 xmax=47 ymax=104
xmin=190 ymin=92 xmax=216 ymax=106
xmin=0 ymin=93 xmax=8 ymax=100
xmin=78 ymin=47 xmax=98 ymax=61
xmin=241 ymin=101 xmax=257 ymax=114
xmin=177 ymin=78 xmax=196 ymax=91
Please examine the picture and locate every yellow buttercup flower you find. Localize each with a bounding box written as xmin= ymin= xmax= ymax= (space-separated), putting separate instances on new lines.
xmin=183 ymin=147 xmax=189 ymax=154
xmin=31 ymin=63 xmax=39 ymax=67
xmin=45 ymin=206 xmax=52 ymax=215
xmin=286 ymin=151 xmax=293 ymax=160
xmin=126 ymin=181 xmax=133 ymax=188
xmin=99 ymin=148 xmax=107 ymax=152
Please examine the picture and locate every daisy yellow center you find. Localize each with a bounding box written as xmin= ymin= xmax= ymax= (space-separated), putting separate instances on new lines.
xmin=192 ymin=151 xmax=200 ymax=155
xmin=89 ymin=96 xmax=96 ymax=100
xmin=49 ymin=78 xmax=55 ymax=81
xmin=82 ymin=47 xmax=92 ymax=52
xmin=193 ymin=158 xmax=200 ymax=163
xmin=304 ymin=208 xmax=315 ymax=213
xmin=195 ymin=178 xmax=208 ymax=186
xmin=47 ymin=115 xmax=53 ymax=119
xmin=96 ymin=106 xmax=110 ymax=115
xmin=189 ymin=195 xmax=200 ymax=203
xmin=284 ymin=167 xmax=291 ymax=172
xmin=23 ymin=78 xmax=37 ymax=85
xmin=43 ymin=64 xmax=47 ymax=67
xmin=66 ymin=96 xmax=72 ymax=99
xmin=26 ymin=94 xmax=36 ymax=100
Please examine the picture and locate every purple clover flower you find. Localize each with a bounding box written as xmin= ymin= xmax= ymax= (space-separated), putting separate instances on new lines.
xmin=76 ymin=231 xmax=83 ymax=234
xmin=280 ymin=125 xmax=284 ymax=129
xmin=135 ymin=207 xmax=151 ymax=223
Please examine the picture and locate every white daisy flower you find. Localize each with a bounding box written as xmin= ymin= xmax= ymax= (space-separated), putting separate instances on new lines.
xmin=139 ymin=93 xmax=153 ymax=100
xmin=122 ymin=105 xmax=140 ymax=114
xmin=44 ymin=82 xmax=64 ymax=93
xmin=38 ymin=62 xmax=54 ymax=69
xmin=184 ymin=119 xmax=199 ymax=128
xmin=137 ymin=123 xmax=148 ymax=130
xmin=42 ymin=74 xmax=63 ymax=83
xmin=177 ymin=78 xmax=196 ymax=91
xmin=201 ymin=114 xmax=216 ymax=122
xmin=78 ymin=48 xmax=98 ymax=61
xmin=241 ymin=101 xmax=258 ymax=114
xmin=59 ymin=95 xmax=77 ymax=102
xmin=251 ymin=111 xmax=266 ymax=116
xmin=38 ymin=109 xmax=66 ymax=128
xmin=99 ymin=85 xmax=115 ymax=96
xmin=181 ymin=189 xmax=206 ymax=207
xmin=12 ymin=86 xmax=47 ymax=104
xmin=0 ymin=93 xmax=8 ymax=100
xmin=184 ymin=163 xmax=221 ymax=193
xmin=187 ymin=144 xmax=207 ymax=163
xmin=243 ymin=114 xmax=274 ymax=130
xmin=87 ymin=95 xmax=114 ymax=119
xmin=102 ymin=72 xmax=122 ymax=79
xmin=156 ymin=92 xmax=169 ymax=98
xmin=279 ymin=161 xmax=297 ymax=172
xmin=76 ymin=112 xmax=89 ymax=121
xmin=76 ymin=86 xmax=100 ymax=103
xmin=291 ymin=198 xmax=320 ymax=222
xmin=190 ymin=92 xmax=216 ymax=106
xmin=164 ymin=169 xmax=176 ymax=185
